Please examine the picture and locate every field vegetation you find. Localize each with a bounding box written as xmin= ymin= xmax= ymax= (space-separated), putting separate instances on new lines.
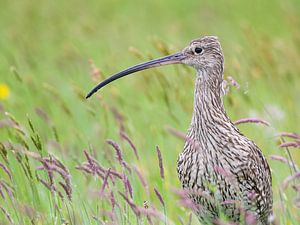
xmin=0 ymin=0 xmax=300 ymax=224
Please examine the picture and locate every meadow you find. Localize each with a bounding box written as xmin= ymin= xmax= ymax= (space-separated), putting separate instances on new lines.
xmin=0 ymin=0 xmax=300 ymax=224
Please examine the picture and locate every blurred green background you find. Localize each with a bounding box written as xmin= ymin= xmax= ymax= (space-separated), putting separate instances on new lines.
xmin=0 ymin=0 xmax=300 ymax=224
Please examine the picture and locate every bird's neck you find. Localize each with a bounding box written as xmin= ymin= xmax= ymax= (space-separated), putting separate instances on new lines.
xmin=190 ymin=74 xmax=232 ymax=137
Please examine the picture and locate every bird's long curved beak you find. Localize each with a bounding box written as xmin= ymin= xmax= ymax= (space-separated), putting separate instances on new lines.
xmin=86 ymin=52 xmax=186 ymax=98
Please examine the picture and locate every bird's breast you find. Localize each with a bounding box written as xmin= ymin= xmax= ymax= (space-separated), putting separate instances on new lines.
xmin=176 ymin=133 xmax=248 ymax=193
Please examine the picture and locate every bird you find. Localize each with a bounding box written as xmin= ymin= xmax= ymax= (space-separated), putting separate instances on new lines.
xmin=86 ymin=36 xmax=273 ymax=224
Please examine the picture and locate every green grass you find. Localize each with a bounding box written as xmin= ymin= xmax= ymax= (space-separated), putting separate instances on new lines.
xmin=0 ymin=0 xmax=300 ymax=224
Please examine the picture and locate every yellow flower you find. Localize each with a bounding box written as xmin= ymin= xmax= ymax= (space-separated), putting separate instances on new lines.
xmin=0 ymin=83 xmax=10 ymax=100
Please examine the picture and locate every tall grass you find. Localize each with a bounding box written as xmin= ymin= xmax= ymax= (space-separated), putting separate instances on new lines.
xmin=1 ymin=0 xmax=300 ymax=224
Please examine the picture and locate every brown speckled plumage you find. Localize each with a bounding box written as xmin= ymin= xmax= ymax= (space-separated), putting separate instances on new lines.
xmin=87 ymin=36 xmax=273 ymax=224
xmin=177 ymin=37 xmax=272 ymax=224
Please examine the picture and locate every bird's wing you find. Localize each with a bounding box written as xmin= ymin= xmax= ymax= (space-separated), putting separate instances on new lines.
xmin=237 ymin=143 xmax=273 ymax=222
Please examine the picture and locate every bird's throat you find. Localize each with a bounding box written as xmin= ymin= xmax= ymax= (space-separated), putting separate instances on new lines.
xmin=190 ymin=76 xmax=230 ymax=136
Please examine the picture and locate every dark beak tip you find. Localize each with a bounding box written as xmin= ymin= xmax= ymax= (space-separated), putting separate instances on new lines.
xmin=85 ymin=92 xmax=92 ymax=99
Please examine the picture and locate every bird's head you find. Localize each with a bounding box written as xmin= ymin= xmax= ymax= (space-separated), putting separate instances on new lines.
xmin=86 ymin=36 xmax=224 ymax=98
xmin=182 ymin=36 xmax=224 ymax=78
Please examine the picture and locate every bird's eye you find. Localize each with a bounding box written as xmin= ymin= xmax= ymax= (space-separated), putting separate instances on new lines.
xmin=194 ymin=47 xmax=203 ymax=54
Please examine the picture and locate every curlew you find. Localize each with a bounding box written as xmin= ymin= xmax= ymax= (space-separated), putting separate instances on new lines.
xmin=86 ymin=36 xmax=273 ymax=224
